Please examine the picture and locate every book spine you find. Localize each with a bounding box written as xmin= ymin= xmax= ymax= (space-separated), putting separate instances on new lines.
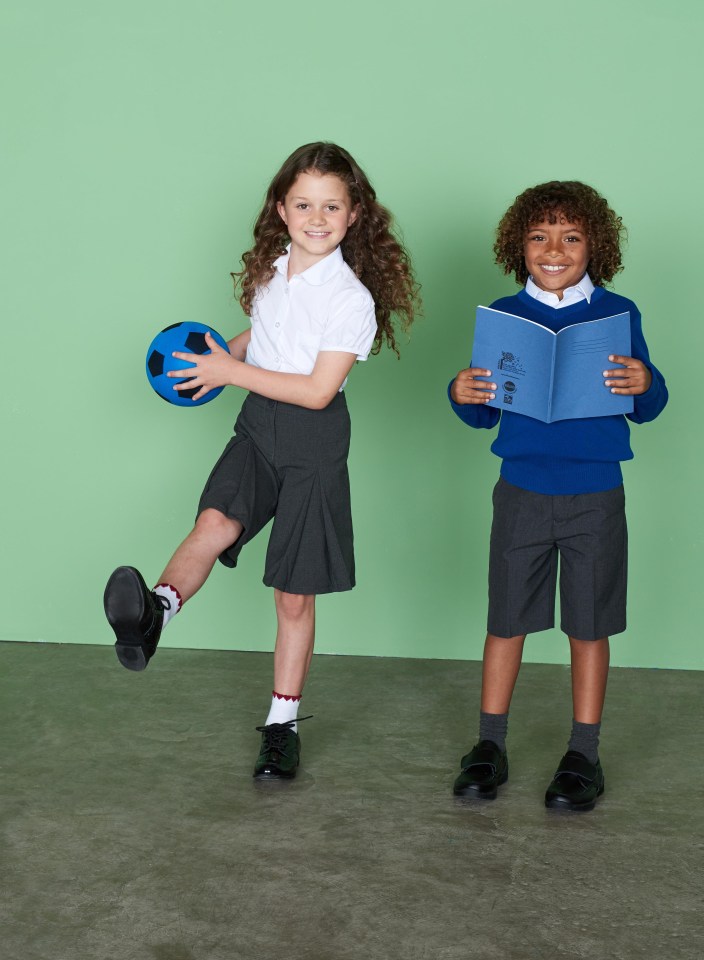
xmin=547 ymin=335 xmax=557 ymax=422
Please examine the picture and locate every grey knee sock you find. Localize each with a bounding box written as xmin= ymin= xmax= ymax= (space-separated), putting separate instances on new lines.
xmin=479 ymin=711 xmax=509 ymax=752
xmin=568 ymin=719 xmax=601 ymax=764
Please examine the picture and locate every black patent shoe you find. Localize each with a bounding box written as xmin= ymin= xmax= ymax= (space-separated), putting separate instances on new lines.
xmin=453 ymin=739 xmax=508 ymax=799
xmin=252 ymin=717 xmax=313 ymax=781
xmin=103 ymin=566 xmax=168 ymax=672
xmin=545 ymin=751 xmax=604 ymax=812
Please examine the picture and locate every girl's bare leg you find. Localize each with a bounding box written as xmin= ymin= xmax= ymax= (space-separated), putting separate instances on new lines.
xmin=159 ymin=508 xmax=243 ymax=602
xmin=272 ymin=590 xmax=316 ymax=695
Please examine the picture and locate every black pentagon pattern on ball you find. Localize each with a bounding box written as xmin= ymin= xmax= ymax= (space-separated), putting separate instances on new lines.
xmin=148 ymin=350 xmax=165 ymax=378
xmin=146 ymin=321 xmax=228 ymax=407
xmin=184 ymin=331 xmax=209 ymax=354
xmin=177 ymin=379 xmax=199 ymax=399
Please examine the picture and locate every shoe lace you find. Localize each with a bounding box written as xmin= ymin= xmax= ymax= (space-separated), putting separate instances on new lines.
xmin=152 ymin=593 xmax=171 ymax=611
xmin=141 ymin=592 xmax=170 ymax=643
xmin=255 ymin=716 xmax=313 ymax=754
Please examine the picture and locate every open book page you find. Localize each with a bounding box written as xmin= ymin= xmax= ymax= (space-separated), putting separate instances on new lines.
xmin=471 ymin=306 xmax=633 ymax=423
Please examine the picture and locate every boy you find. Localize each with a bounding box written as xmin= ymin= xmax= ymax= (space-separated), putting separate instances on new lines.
xmin=449 ymin=181 xmax=667 ymax=810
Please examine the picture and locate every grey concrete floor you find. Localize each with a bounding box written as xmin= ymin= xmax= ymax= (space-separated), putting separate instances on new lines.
xmin=1 ymin=641 xmax=702 ymax=960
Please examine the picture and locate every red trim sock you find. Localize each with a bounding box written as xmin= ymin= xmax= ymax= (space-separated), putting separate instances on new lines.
xmin=152 ymin=583 xmax=182 ymax=628
xmin=264 ymin=690 xmax=302 ymax=729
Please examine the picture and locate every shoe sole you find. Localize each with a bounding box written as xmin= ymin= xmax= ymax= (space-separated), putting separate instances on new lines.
xmin=545 ymin=781 xmax=605 ymax=812
xmin=453 ymin=768 xmax=508 ymax=800
xmin=103 ymin=567 xmax=151 ymax=672
xmin=252 ymin=769 xmax=298 ymax=781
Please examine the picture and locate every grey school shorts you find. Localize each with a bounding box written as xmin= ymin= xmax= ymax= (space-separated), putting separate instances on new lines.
xmin=197 ymin=392 xmax=354 ymax=595
xmin=488 ymin=477 xmax=627 ymax=641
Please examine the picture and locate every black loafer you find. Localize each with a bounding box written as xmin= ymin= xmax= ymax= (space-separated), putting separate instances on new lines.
xmin=253 ymin=721 xmax=302 ymax=780
xmin=545 ymin=751 xmax=604 ymax=811
xmin=103 ymin=566 xmax=167 ymax=672
xmin=453 ymin=739 xmax=508 ymax=798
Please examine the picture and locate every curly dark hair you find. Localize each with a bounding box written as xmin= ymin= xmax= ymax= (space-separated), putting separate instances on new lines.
xmin=232 ymin=142 xmax=419 ymax=356
xmin=494 ymin=181 xmax=626 ymax=287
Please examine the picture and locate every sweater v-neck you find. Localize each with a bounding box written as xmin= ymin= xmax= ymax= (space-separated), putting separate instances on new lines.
xmin=514 ymin=285 xmax=606 ymax=323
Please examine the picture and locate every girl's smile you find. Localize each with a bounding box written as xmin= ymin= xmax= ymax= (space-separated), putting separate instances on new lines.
xmin=277 ymin=171 xmax=357 ymax=276
xmin=523 ymin=216 xmax=591 ymax=300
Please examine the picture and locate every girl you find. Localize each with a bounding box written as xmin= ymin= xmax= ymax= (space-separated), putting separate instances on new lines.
xmin=449 ymin=181 xmax=667 ymax=810
xmin=104 ymin=142 xmax=419 ymax=780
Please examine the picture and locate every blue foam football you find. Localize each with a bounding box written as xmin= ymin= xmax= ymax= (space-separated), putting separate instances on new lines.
xmin=146 ymin=322 xmax=229 ymax=407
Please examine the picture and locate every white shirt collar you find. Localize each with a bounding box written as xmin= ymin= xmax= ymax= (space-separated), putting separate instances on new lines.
xmin=273 ymin=244 xmax=344 ymax=286
xmin=526 ymin=273 xmax=595 ymax=308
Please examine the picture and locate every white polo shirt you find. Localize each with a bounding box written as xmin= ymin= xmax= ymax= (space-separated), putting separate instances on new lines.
xmin=245 ymin=246 xmax=377 ymax=389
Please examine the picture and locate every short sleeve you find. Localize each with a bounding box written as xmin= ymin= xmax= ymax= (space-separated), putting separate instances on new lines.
xmin=319 ymin=289 xmax=377 ymax=361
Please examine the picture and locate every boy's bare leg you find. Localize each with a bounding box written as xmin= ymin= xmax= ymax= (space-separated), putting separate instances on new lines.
xmin=543 ymin=636 xmax=610 ymax=809
xmin=272 ymin=590 xmax=316 ymax=695
xmin=452 ymin=632 xmax=524 ymax=797
xmin=159 ymin=508 xmax=243 ymax=602
xmin=480 ymin=633 xmax=527 ymax=714
xmin=568 ymin=636 xmax=610 ymax=724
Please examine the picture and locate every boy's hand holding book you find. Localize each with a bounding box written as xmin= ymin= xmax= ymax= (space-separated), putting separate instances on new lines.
xmin=603 ymin=355 xmax=652 ymax=396
xmin=451 ymin=368 xmax=497 ymax=405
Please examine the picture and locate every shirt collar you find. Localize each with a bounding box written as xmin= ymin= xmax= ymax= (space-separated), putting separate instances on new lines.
xmin=273 ymin=244 xmax=344 ymax=286
xmin=526 ymin=273 xmax=595 ymax=305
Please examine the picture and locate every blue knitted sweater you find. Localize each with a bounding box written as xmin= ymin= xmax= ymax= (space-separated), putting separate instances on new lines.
xmin=448 ymin=287 xmax=668 ymax=494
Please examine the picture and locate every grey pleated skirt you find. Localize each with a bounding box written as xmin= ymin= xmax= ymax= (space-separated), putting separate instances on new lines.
xmin=197 ymin=391 xmax=354 ymax=595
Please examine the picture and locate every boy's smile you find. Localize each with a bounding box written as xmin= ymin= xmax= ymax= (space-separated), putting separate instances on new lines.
xmin=523 ymin=215 xmax=591 ymax=300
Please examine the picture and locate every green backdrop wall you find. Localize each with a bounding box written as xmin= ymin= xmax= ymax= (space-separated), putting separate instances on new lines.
xmin=2 ymin=1 xmax=701 ymax=669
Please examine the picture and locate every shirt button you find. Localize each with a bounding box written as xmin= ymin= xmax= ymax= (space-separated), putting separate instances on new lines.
xmin=275 ymin=322 xmax=280 ymax=328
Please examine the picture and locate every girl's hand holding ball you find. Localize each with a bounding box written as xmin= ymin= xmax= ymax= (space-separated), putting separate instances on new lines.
xmin=169 ymin=331 xmax=240 ymax=403
xmin=145 ymin=322 xmax=230 ymax=407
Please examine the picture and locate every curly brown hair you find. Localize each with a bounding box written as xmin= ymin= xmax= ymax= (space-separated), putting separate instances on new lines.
xmin=494 ymin=181 xmax=626 ymax=287
xmin=233 ymin=142 xmax=419 ymax=355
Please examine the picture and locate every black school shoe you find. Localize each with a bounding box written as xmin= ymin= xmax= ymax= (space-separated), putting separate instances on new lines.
xmin=453 ymin=739 xmax=509 ymax=799
xmin=253 ymin=719 xmax=311 ymax=780
xmin=545 ymin=751 xmax=605 ymax=812
xmin=103 ymin=566 xmax=168 ymax=671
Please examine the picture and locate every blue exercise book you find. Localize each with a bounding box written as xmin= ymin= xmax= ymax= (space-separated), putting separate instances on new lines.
xmin=471 ymin=306 xmax=634 ymax=423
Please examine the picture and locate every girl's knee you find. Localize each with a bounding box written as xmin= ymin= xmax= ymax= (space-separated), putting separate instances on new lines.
xmin=275 ymin=590 xmax=315 ymax=621
xmin=195 ymin=508 xmax=241 ymax=543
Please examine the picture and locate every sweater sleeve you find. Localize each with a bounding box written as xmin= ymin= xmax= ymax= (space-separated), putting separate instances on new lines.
xmin=447 ymin=379 xmax=501 ymax=429
xmin=626 ymin=304 xmax=668 ymax=424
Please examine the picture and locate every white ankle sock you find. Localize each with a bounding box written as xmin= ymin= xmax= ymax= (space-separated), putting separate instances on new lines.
xmin=265 ymin=690 xmax=302 ymax=730
xmin=153 ymin=583 xmax=182 ymax=628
